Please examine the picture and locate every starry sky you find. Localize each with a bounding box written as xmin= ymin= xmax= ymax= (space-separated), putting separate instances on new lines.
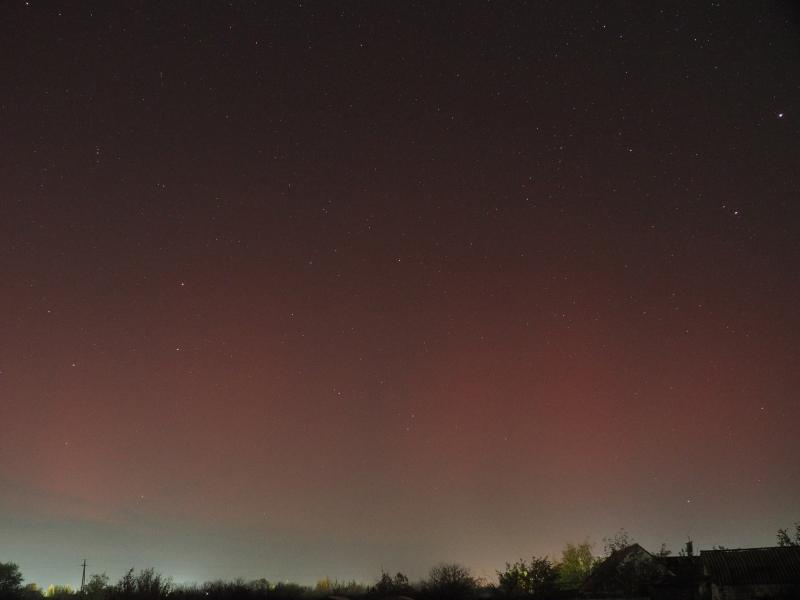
xmin=1 ymin=0 xmax=799 ymax=590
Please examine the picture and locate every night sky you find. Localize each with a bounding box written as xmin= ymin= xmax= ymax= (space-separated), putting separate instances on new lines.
xmin=2 ymin=0 xmax=799 ymax=590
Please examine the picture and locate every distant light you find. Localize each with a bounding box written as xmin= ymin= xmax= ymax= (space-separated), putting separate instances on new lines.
xmin=778 ymin=112 xmax=785 ymax=119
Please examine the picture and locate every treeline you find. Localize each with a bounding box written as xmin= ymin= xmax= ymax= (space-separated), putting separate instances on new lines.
xmin=0 ymin=558 xmax=584 ymax=600
xmin=2 ymin=524 xmax=798 ymax=600
xmin=0 ymin=536 xmax=610 ymax=600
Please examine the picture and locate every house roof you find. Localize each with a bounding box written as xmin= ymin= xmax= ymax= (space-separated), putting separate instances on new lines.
xmin=582 ymin=544 xmax=670 ymax=592
xmin=701 ymin=546 xmax=800 ymax=585
xmin=582 ymin=544 xmax=647 ymax=583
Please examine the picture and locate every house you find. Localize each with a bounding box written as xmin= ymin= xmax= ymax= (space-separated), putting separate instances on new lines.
xmin=581 ymin=543 xmax=672 ymax=598
xmin=650 ymin=555 xmax=704 ymax=600
xmin=582 ymin=543 xmax=800 ymax=599
xmin=700 ymin=546 xmax=800 ymax=600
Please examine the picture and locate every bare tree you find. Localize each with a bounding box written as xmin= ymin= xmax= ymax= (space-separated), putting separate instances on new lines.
xmin=602 ymin=529 xmax=632 ymax=556
xmin=423 ymin=563 xmax=477 ymax=600
xmin=777 ymin=522 xmax=800 ymax=547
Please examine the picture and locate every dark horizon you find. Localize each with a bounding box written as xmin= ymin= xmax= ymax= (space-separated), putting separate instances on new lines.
xmin=5 ymin=529 xmax=800 ymax=591
xmin=2 ymin=0 xmax=799 ymax=591
xmin=4 ymin=528 xmax=800 ymax=593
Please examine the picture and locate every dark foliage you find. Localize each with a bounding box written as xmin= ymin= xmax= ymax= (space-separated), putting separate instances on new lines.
xmin=777 ymin=523 xmax=800 ymax=547
xmin=497 ymin=558 xmax=557 ymax=598
xmin=371 ymin=571 xmax=412 ymax=598
xmin=421 ymin=563 xmax=477 ymax=600
xmin=107 ymin=568 xmax=172 ymax=600
xmin=0 ymin=563 xmax=24 ymax=595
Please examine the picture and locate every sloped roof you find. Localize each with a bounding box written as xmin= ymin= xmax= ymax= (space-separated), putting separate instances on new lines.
xmin=582 ymin=544 xmax=671 ymax=592
xmin=701 ymin=546 xmax=800 ymax=585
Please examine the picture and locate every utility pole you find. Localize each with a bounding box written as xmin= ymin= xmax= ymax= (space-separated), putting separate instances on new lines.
xmin=80 ymin=559 xmax=87 ymax=593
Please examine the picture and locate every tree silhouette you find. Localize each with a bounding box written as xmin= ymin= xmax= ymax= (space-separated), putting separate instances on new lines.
xmin=557 ymin=541 xmax=596 ymax=590
xmin=374 ymin=571 xmax=412 ymax=597
xmin=777 ymin=522 xmax=800 ymax=547
xmin=497 ymin=557 xmax=557 ymax=597
xmin=0 ymin=562 xmax=24 ymax=596
xmin=602 ymin=529 xmax=632 ymax=557
xmin=423 ymin=563 xmax=477 ymax=600
xmin=84 ymin=574 xmax=110 ymax=600
xmin=111 ymin=568 xmax=172 ymax=600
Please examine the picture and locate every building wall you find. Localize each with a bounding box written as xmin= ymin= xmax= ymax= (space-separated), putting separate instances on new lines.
xmin=711 ymin=583 xmax=800 ymax=600
xmin=650 ymin=586 xmax=702 ymax=600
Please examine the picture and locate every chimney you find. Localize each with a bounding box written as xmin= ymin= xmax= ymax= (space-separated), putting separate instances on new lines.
xmin=685 ymin=539 xmax=694 ymax=557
